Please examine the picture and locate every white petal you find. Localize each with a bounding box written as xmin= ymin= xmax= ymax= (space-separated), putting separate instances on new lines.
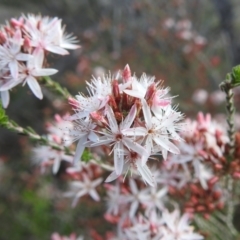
xmin=52 ymin=158 xmax=60 ymax=174
xmin=73 ymin=135 xmax=87 ymax=165
xmin=26 ymin=75 xmax=43 ymax=99
xmin=124 ymin=89 xmax=144 ymax=98
xmin=89 ymin=189 xmax=100 ymax=201
xmin=61 ymin=42 xmax=80 ymax=49
xmin=121 ymin=104 xmax=137 ymax=129
xmin=16 ymin=52 xmax=32 ymax=61
xmin=0 ymin=79 xmax=22 ymax=91
xmin=153 ymin=136 xmax=180 ymax=154
xmin=141 ymin=98 xmax=152 ymax=128
xmin=45 ymin=45 xmax=69 ymax=55
xmin=33 ymin=48 xmax=44 ymax=67
xmin=114 ymin=142 xmax=124 ymax=175
xmin=136 ymin=162 xmax=155 ymax=186
xmin=106 ymin=104 xmax=118 ymax=133
xmin=122 ymin=127 xmax=147 ymax=137
xmin=88 ymin=131 xmax=99 ymax=142
xmin=9 ymin=60 xmax=18 ymax=79
xmin=1 ymin=90 xmax=10 ymax=108
xmin=129 ymin=179 xmax=138 ymax=194
xmin=33 ymin=68 xmax=58 ymax=76
xmin=123 ymin=137 xmax=148 ymax=156
xmin=105 ymin=171 xmax=118 ymax=182
xmin=129 ymin=200 xmax=139 ymax=218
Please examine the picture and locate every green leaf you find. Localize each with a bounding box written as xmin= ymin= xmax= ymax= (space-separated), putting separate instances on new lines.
xmin=81 ymin=149 xmax=92 ymax=163
xmin=232 ymin=65 xmax=240 ymax=84
xmin=0 ymin=103 xmax=9 ymax=127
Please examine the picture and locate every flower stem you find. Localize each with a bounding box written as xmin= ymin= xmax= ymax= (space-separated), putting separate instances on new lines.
xmin=4 ymin=118 xmax=72 ymax=154
xmin=220 ymin=81 xmax=235 ymax=159
xmin=39 ymin=76 xmax=72 ymax=99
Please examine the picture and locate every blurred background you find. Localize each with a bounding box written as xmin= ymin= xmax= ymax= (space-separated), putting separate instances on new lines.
xmin=1 ymin=0 xmax=240 ymax=239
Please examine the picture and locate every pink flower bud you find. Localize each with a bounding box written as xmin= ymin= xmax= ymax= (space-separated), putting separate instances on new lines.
xmin=122 ymin=64 xmax=131 ymax=82
xmin=10 ymin=18 xmax=24 ymax=28
xmin=90 ymin=111 xmax=108 ymax=127
xmin=232 ymin=172 xmax=240 ymax=179
xmin=0 ymin=32 xmax=6 ymax=44
xmin=68 ymin=97 xmax=79 ymax=108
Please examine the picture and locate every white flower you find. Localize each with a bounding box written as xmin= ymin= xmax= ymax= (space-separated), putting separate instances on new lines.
xmin=24 ymin=15 xmax=71 ymax=55
xmin=92 ymin=104 xmax=148 ymax=176
xmin=1 ymin=49 xmax=58 ymax=99
xmin=32 ymin=145 xmax=72 ymax=174
xmin=123 ymin=74 xmax=155 ymax=99
xmin=65 ymin=119 xmax=98 ymax=165
xmin=161 ymin=209 xmax=204 ymax=240
xmin=69 ymin=75 xmax=112 ymax=121
xmin=123 ymin=99 xmax=181 ymax=161
xmin=105 ymin=149 xmax=155 ymax=186
xmin=0 ymin=29 xmax=31 ymax=79
xmin=64 ymin=174 xmax=102 ymax=207
xmin=105 ymin=182 xmax=123 ymax=215
xmin=122 ymin=179 xmax=150 ymax=219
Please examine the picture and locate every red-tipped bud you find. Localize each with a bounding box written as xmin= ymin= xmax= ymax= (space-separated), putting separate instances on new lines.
xmin=232 ymin=172 xmax=240 ymax=179
xmin=108 ymin=95 xmax=118 ymax=110
xmin=54 ymin=114 xmax=62 ymax=123
xmin=196 ymin=205 xmax=206 ymax=212
xmin=208 ymin=176 xmax=219 ymax=187
xmin=68 ymin=97 xmax=79 ymax=109
xmin=10 ymin=18 xmax=23 ymax=28
xmin=168 ymin=186 xmax=177 ymax=195
xmin=115 ymin=112 xmax=123 ymax=121
xmin=207 ymin=203 xmax=215 ymax=211
xmin=0 ymin=32 xmax=6 ymax=44
xmin=184 ymin=207 xmax=195 ymax=213
xmin=145 ymin=83 xmax=156 ymax=101
xmin=23 ymin=37 xmax=31 ymax=52
xmin=190 ymin=196 xmax=198 ymax=205
xmin=216 ymin=202 xmax=224 ymax=210
xmin=204 ymin=213 xmax=210 ymax=220
xmin=122 ymin=64 xmax=131 ymax=82
xmin=214 ymin=164 xmax=223 ymax=170
xmin=90 ymin=111 xmax=108 ymax=127
xmin=112 ymin=80 xmax=120 ymax=101
xmin=213 ymin=191 xmax=222 ymax=200
xmin=190 ymin=184 xmax=200 ymax=194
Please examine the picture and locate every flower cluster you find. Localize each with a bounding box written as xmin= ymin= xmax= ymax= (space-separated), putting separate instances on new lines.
xmin=32 ymin=114 xmax=73 ymax=174
xmin=101 ymin=179 xmax=203 ymax=240
xmin=162 ymin=113 xmax=228 ymax=216
xmin=65 ymin=65 xmax=184 ymax=186
xmin=0 ymin=14 xmax=79 ymax=107
xmin=51 ymin=232 xmax=83 ymax=240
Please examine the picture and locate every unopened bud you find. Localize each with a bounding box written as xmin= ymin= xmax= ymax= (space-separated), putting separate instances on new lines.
xmin=112 ymin=80 xmax=120 ymax=102
xmin=190 ymin=196 xmax=198 ymax=205
xmin=0 ymin=32 xmax=6 ymax=44
xmin=196 ymin=205 xmax=206 ymax=212
xmin=23 ymin=37 xmax=31 ymax=52
xmin=208 ymin=176 xmax=219 ymax=187
xmin=90 ymin=111 xmax=108 ymax=127
xmin=207 ymin=203 xmax=215 ymax=211
xmin=190 ymin=184 xmax=200 ymax=194
xmin=213 ymin=191 xmax=221 ymax=200
xmin=145 ymin=83 xmax=156 ymax=101
xmin=184 ymin=207 xmax=195 ymax=213
xmin=232 ymin=172 xmax=240 ymax=179
xmin=214 ymin=164 xmax=223 ymax=170
xmin=10 ymin=18 xmax=23 ymax=28
xmin=68 ymin=97 xmax=79 ymax=109
xmin=122 ymin=64 xmax=131 ymax=82
xmin=216 ymin=202 xmax=224 ymax=210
